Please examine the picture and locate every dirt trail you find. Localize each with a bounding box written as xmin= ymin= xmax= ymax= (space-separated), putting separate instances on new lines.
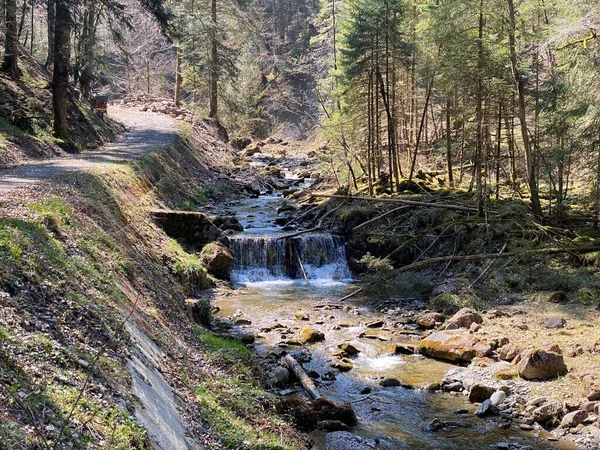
xmin=0 ymin=106 xmax=177 ymax=194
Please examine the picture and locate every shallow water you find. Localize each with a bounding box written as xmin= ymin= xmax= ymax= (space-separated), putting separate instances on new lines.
xmin=209 ymin=189 xmax=578 ymax=450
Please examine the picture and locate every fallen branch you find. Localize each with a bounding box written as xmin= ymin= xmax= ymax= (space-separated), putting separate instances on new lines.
xmin=310 ymin=194 xmax=479 ymax=213
xmin=276 ymin=227 xmax=320 ymax=241
xmin=283 ymin=355 xmax=321 ymax=400
xmin=352 ymin=206 xmax=411 ymax=231
xmin=339 ymin=288 xmax=363 ymax=302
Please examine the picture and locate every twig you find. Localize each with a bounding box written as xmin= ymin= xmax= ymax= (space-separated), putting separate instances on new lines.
xmin=352 ymin=206 xmax=411 ymax=232
xmin=462 ymin=243 xmax=508 ymax=292
xmin=339 ymin=288 xmax=363 ymax=302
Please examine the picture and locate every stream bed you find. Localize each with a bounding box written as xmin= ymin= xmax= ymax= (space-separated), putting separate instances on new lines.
xmin=206 ymin=185 xmax=578 ymax=450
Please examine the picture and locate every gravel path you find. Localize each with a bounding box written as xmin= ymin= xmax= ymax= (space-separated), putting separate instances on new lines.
xmin=0 ymin=106 xmax=177 ymax=193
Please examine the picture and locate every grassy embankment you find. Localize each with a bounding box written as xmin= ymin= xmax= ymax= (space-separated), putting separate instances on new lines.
xmin=0 ymin=122 xmax=305 ymax=449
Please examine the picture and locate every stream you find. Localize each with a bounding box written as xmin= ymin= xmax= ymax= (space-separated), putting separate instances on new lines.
xmin=206 ymin=181 xmax=577 ymax=450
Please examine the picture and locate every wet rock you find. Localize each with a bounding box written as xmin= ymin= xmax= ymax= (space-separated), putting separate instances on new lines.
xmin=379 ymin=378 xmax=402 ymax=388
xmin=266 ymin=367 xmax=290 ymax=388
xmin=299 ymin=328 xmax=325 ymax=343
xmin=324 ymin=432 xmax=371 ymax=450
xmin=318 ymin=420 xmax=350 ymax=432
xmin=331 ymin=360 xmax=353 ymax=372
xmin=448 ymin=308 xmax=483 ymax=329
xmin=422 ymin=382 xmax=441 ymax=391
xmin=490 ymin=391 xmax=506 ymax=406
xmin=517 ymin=349 xmax=567 ymax=380
xmin=548 ymin=290 xmax=567 ymax=303
xmin=390 ymin=343 xmax=417 ymax=355
xmin=498 ymin=343 xmax=521 ymax=361
xmin=338 ymin=343 xmax=360 ymax=355
xmin=416 ymin=312 xmax=445 ymax=329
xmin=276 ymin=398 xmax=317 ymax=431
xmin=294 ymin=310 xmax=310 ymax=321
xmin=366 ymin=320 xmax=385 ymax=328
xmin=475 ymin=399 xmax=493 ymax=417
xmin=199 ymin=242 xmax=234 ymax=280
xmin=234 ymin=316 xmax=252 ymax=325
xmin=561 ymin=410 xmax=588 ymax=428
xmin=277 ymin=203 xmax=295 ymax=214
xmin=312 ymin=398 xmax=357 ymax=426
xmin=418 ymin=329 xmax=492 ymax=362
xmin=544 ymin=317 xmax=566 ymax=329
xmin=532 ymin=401 xmax=563 ymax=422
xmin=469 ymin=384 xmax=494 ymax=403
xmin=220 ymin=218 xmax=244 ymax=232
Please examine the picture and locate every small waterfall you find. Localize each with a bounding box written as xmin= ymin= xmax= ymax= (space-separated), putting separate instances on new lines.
xmin=230 ymin=233 xmax=352 ymax=283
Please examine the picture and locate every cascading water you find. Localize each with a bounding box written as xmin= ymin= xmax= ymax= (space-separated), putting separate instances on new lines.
xmin=229 ymin=233 xmax=352 ymax=283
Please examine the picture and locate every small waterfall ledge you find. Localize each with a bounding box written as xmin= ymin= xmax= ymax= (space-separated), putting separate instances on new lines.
xmin=229 ymin=233 xmax=352 ymax=283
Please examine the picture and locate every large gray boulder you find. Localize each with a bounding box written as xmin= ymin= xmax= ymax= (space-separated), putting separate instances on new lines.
xmin=199 ymin=241 xmax=234 ymax=280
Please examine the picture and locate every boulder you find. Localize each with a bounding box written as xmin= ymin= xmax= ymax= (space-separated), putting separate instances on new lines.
xmin=468 ymin=384 xmax=494 ymax=403
xmin=199 ymin=242 xmax=234 ymax=280
xmin=532 ymin=401 xmax=563 ymax=422
xmin=517 ymin=349 xmax=567 ymax=380
xmin=379 ymin=378 xmax=403 ymax=388
xmin=219 ymin=218 xmax=244 ymax=232
xmin=318 ymin=420 xmax=349 ymax=432
xmin=418 ymin=329 xmax=492 ymax=362
xmin=561 ymin=410 xmax=588 ymax=428
xmin=498 ymin=344 xmax=521 ymax=361
xmin=266 ymin=367 xmax=290 ymax=388
xmin=548 ymin=290 xmax=567 ymax=303
xmin=299 ymin=328 xmax=325 ymax=343
xmin=242 ymin=144 xmax=261 ymax=157
xmin=474 ymin=400 xmax=493 ymax=417
xmin=490 ymin=391 xmax=506 ymax=406
xmin=544 ymin=317 xmax=566 ymax=329
xmin=416 ymin=312 xmax=445 ymax=329
xmin=312 ymin=398 xmax=357 ymax=426
xmin=447 ymin=308 xmax=483 ymax=329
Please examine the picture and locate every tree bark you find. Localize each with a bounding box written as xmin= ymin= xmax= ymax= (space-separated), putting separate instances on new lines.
xmin=446 ymin=98 xmax=454 ymax=187
xmin=1 ymin=0 xmax=21 ymax=78
xmin=45 ymin=0 xmax=55 ymax=68
xmin=209 ymin=0 xmax=218 ymax=119
xmin=507 ymin=0 xmax=542 ymax=215
xmin=52 ymin=0 xmax=71 ymax=140
xmin=175 ymin=41 xmax=182 ymax=107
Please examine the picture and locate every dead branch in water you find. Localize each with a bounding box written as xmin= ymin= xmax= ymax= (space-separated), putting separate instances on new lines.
xmin=283 ymin=355 xmax=321 ymax=400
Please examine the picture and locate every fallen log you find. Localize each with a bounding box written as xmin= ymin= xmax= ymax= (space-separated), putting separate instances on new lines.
xmin=339 ymin=288 xmax=363 ymax=302
xmin=393 ymin=245 xmax=600 ymax=275
xmin=283 ymin=354 xmax=321 ymax=400
xmin=310 ymin=194 xmax=479 ymax=213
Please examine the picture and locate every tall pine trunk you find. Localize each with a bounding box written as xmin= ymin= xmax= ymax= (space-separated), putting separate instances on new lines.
xmin=209 ymin=0 xmax=218 ymax=119
xmin=52 ymin=0 xmax=70 ymax=140
xmin=507 ymin=0 xmax=542 ymax=215
xmin=1 ymin=0 xmax=21 ymax=78
xmin=45 ymin=0 xmax=55 ymax=68
xmin=175 ymin=41 xmax=182 ymax=107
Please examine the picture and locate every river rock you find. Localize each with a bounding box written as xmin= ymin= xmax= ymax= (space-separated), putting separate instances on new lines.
xmin=416 ymin=312 xmax=445 ymax=329
xmin=299 ymin=328 xmax=325 ymax=343
xmin=532 ymin=401 xmax=563 ymax=422
xmin=366 ymin=320 xmax=385 ymax=328
xmin=379 ymin=378 xmax=403 ymax=388
xmin=544 ymin=317 xmax=566 ymax=329
xmin=447 ymin=308 xmax=483 ymax=329
xmin=418 ymin=329 xmax=492 ymax=362
xmin=266 ymin=366 xmax=290 ymax=388
xmin=220 ymin=218 xmax=244 ymax=232
xmin=561 ymin=410 xmax=588 ymax=428
xmin=517 ymin=349 xmax=567 ymax=380
xmin=331 ymin=360 xmax=353 ymax=372
xmin=324 ymin=432 xmax=371 ymax=450
xmin=338 ymin=343 xmax=360 ymax=355
xmin=490 ymin=391 xmax=506 ymax=406
xmin=199 ymin=242 xmax=234 ymax=279
xmin=312 ymin=398 xmax=357 ymax=426
xmin=242 ymin=144 xmax=261 ymax=157
xmin=318 ymin=420 xmax=349 ymax=432
xmin=468 ymin=384 xmax=494 ymax=403
xmin=475 ymin=399 xmax=493 ymax=417
xmin=294 ymin=310 xmax=310 ymax=321
xmin=498 ymin=343 xmax=521 ymax=361
xmin=234 ymin=316 xmax=252 ymax=325
xmin=548 ymin=290 xmax=567 ymax=303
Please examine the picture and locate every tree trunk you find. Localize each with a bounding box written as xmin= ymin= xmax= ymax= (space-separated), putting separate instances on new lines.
xmin=175 ymin=41 xmax=182 ymax=107
xmin=474 ymin=0 xmax=485 ymax=216
xmin=1 ymin=0 xmax=21 ymax=78
xmin=507 ymin=0 xmax=542 ymax=215
xmin=446 ymin=97 xmax=454 ymax=187
xmin=209 ymin=0 xmax=218 ymax=119
xmin=45 ymin=0 xmax=55 ymax=68
xmin=52 ymin=0 xmax=70 ymax=140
